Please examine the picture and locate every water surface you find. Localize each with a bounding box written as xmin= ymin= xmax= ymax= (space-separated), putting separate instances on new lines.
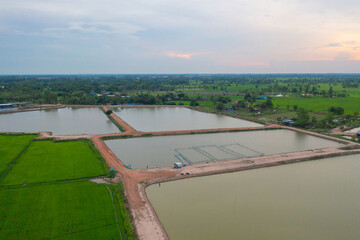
xmin=111 ymin=107 xmax=262 ymax=131
xmin=147 ymin=154 xmax=360 ymax=240
xmin=106 ymin=129 xmax=341 ymax=169
xmin=0 ymin=107 xmax=119 ymax=135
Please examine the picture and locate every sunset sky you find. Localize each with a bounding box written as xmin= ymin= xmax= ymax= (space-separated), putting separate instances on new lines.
xmin=1 ymin=0 xmax=360 ymax=74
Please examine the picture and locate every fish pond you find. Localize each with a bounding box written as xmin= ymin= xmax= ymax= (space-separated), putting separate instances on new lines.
xmin=105 ymin=129 xmax=341 ymax=169
xmin=0 ymin=107 xmax=119 ymax=135
xmin=111 ymin=107 xmax=262 ymax=131
xmin=147 ymin=154 xmax=360 ymax=240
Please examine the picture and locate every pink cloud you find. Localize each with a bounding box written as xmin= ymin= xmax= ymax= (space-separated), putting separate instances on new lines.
xmin=167 ymin=52 xmax=193 ymax=59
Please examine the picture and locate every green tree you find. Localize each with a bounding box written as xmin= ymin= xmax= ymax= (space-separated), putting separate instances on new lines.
xmin=328 ymin=106 xmax=344 ymax=115
xmin=216 ymin=102 xmax=225 ymax=111
xmin=265 ymin=99 xmax=273 ymax=108
xmin=328 ymin=86 xmax=333 ymax=97
xmin=296 ymin=108 xmax=310 ymax=127
xmin=190 ymin=100 xmax=199 ymax=106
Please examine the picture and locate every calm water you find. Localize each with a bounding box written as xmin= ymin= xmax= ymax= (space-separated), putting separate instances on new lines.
xmin=111 ymin=107 xmax=262 ymax=131
xmin=147 ymin=154 xmax=360 ymax=240
xmin=0 ymin=107 xmax=119 ymax=135
xmin=106 ymin=129 xmax=341 ymax=169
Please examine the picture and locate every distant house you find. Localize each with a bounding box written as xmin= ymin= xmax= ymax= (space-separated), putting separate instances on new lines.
xmin=282 ymin=119 xmax=296 ymax=125
xmin=0 ymin=103 xmax=13 ymax=109
xmin=0 ymin=102 xmax=28 ymax=111
xmin=257 ymin=96 xmax=268 ymax=100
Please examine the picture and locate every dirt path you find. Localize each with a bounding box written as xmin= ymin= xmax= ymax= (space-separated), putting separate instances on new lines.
xmin=95 ymin=125 xmax=281 ymax=141
xmin=330 ymin=127 xmax=358 ymax=137
xmin=91 ymin=135 xmax=175 ymax=240
xmin=281 ymin=126 xmax=356 ymax=144
xmin=102 ymin=106 xmax=138 ymax=133
xmin=37 ymin=132 xmax=93 ymax=140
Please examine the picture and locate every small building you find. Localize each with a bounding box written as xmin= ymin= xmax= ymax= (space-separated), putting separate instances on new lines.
xmin=257 ymin=96 xmax=268 ymax=100
xmin=282 ymin=119 xmax=296 ymax=125
xmin=0 ymin=103 xmax=14 ymax=109
xmin=0 ymin=102 xmax=28 ymax=110
xmin=174 ymin=162 xmax=183 ymax=169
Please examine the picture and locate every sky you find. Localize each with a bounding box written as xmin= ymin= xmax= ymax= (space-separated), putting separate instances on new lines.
xmin=1 ymin=0 xmax=360 ymax=74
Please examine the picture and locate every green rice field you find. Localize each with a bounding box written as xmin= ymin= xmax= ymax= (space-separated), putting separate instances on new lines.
xmin=0 ymin=134 xmax=36 ymax=174
xmin=0 ymin=182 xmax=122 ymax=239
xmin=0 ymin=135 xmax=135 ymax=240
xmin=0 ymin=140 xmax=107 ymax=186
xmin=272 ymin=96 xmax=360 ymax=115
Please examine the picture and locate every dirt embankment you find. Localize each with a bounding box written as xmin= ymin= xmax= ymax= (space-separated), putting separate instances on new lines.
xmin=37 ymin=132 xmax=93 ymax=140
xmin=330 ymin=127 xmax=358 ymax=137
xmin=281 ymin=126 xmax=355 ymax=144
xmin=91 ymin=135 xmax=175 ymax=240
xmin=102 ymin=106 xmax=138 ymax=133
xmin=0 ymin=104 xmax=65 ymax=114
xmin=93 ymin=125 xmax=282 ymax=141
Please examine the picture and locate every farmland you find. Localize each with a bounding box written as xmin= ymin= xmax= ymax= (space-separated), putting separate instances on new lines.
xmin=0 ymin=182 xmax=122 ymax=239
xmin=0 ymin=140 xmax=107 ymax=186
xmin=0 ymin=135 xmax=135 ymax=240
xmin=0 ymin=134 xmax=36 ymax=174
xmin=272 ymin=95 xmax=360 ymax=115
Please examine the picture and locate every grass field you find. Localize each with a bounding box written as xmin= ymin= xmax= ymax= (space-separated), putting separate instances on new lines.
xmin=0 ymin=135 xmax=135 ymax=240
xmin=0 ymin=140 xmax=107 ymax=186
xmin=0 ymin=134 xmax=36 ymax=174
xmin=272 ymin=96 xmax=360 ymax=115
xmin=0 ymin=181 xmax=122 ymax=239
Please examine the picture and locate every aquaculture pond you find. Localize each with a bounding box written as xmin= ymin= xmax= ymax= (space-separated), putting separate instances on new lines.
xmin=111 ymin=107 xmax=262 ymax=131
xmin=147 ymin=154 xmax=360 ymax=240
xmin=105 ymin=129 xmax=341 ymax=169
xmin=0 ymin=107 xmax=119 ymax=135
